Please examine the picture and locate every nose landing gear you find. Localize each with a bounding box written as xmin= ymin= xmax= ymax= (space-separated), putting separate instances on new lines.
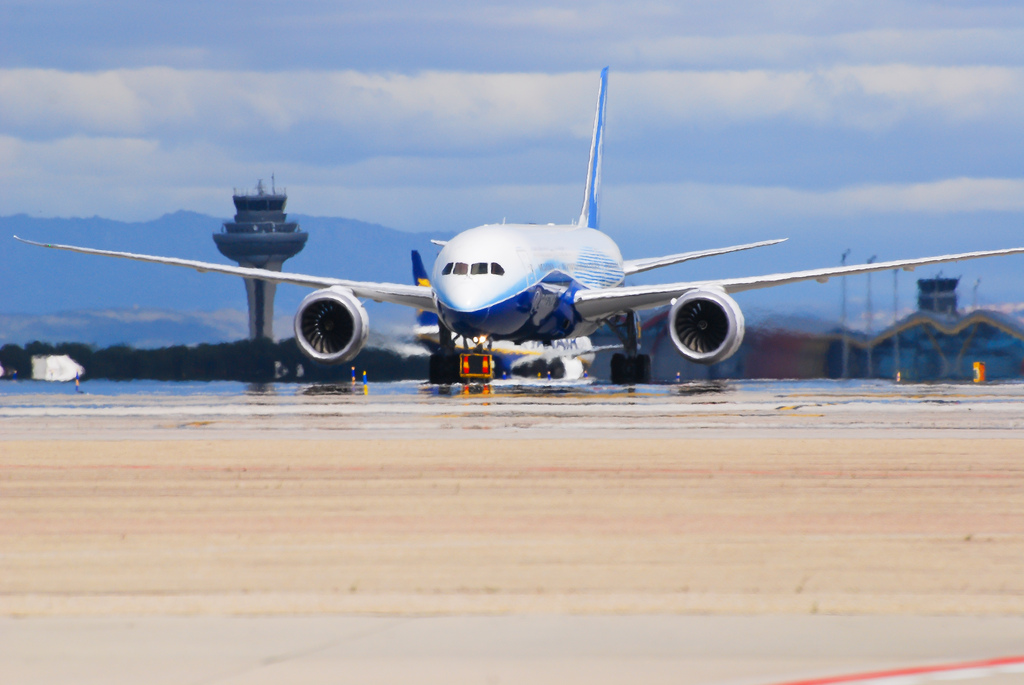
xmin=428 ymin=352 xmax=462 ymax=385
xmin=428 ymin=323 xmax=494 ymax=385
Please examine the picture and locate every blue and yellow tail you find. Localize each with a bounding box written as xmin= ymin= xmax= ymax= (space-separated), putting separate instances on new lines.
xmin=412 ymin=250 xmax=438 ymax=327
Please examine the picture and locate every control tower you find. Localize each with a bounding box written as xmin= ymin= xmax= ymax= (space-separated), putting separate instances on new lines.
xmin=917 ymin=276 xmax=959 ymax=316
xmin=213 ymin=179 xmax=308 ymax=339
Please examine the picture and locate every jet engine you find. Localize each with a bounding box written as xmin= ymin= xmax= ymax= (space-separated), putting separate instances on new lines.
xmin=293 ymin=287 xmax=369 ymax=364
xmin=668 ymin=288 xmax=745 ymax=365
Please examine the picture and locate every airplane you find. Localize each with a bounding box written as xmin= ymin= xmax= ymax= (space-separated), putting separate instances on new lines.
xmin=15 ymin=67 xmax=1024 ymax=384
xmin=410 ymin=249 xmax=602 ymax=380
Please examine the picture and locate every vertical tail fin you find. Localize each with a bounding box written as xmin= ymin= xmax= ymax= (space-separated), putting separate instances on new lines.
xmin=412 ymin=249 xmax=430 ymax=287
xmin=578 ymin=67 xmax=609 ymax=230
xmin=411 ymin=250 xmax=439 ymax=327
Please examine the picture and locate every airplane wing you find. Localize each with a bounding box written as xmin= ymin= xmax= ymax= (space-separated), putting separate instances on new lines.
xmin=14 ymin=237 xmax=437 ymax=311
xmin=575 ymin=246 xmax=1024 ymax=320
xmin=622 ymin=238 xmax=786 ymax=276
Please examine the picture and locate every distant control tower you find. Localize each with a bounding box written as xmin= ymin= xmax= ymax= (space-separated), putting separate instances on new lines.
xmin=213 ymin=179 xmax=308 ymax=339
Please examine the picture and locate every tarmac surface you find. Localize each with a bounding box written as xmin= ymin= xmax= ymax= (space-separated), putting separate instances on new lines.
xmin=1 ymin=379 xmax=1023 ymax=683
xmin=3 ymin=377 xmax=1024 ymax=440
xmin=3 ymin=616 xmax=1024 ymax=685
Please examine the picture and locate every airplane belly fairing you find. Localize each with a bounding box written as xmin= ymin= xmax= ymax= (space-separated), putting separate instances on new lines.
xmin=438 ymin=283 xmax=595 ymax=344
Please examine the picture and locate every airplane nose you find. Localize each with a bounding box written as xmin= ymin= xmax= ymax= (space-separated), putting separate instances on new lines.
xmin=439 ymin=292 xmax=535 ymax=337
xmin=446 ymin=307 xmax=488 ymax=331
xmin=434 ymin=281 xmax=479 ymax=312
xmin=434 ymin=276 xmax=534 ymax=336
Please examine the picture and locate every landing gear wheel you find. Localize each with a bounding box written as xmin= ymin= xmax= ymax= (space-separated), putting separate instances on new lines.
xmin=429 ymin=353 xmax=461 ymax=385
xmin=610 ymin=353 xmax=628 ymax=384
xmin=610 ymin=353 xmax=651 ymax=384
xmin=635 ymin=354 xmax=651 ymax=383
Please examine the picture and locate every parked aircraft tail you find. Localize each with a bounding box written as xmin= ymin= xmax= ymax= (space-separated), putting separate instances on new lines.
xmin=578 ymin=67 xmax=608 ymax=230
xmin=412 ymin=250 xmax=439 ymax=327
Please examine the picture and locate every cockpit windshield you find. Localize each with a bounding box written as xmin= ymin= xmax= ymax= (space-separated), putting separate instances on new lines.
xmin=441 ymin=261 xmax=505 ymax=276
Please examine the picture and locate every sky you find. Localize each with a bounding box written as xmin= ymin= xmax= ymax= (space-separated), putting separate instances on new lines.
xmin=4 ymin=0 xmax=1024 ymax=325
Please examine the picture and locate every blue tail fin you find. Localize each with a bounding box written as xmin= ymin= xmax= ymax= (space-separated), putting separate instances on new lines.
xmin=578 ymin=67 xmax=608 ymax=230
xmin=412 ymin=250 xmax=430 ymax=286
xmin=412 ymin=250 xmax=438 ymax=327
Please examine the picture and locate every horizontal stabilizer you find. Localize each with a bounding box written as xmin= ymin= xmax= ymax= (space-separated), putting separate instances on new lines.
xmin=623 ymin=239 xmax=786 ymax=276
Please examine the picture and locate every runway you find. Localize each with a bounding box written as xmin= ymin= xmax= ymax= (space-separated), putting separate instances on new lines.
xmin=2 ymin=380 xmax=1023 ymax=683
xmin=3 ymin=378 xmax=1024 ymax=440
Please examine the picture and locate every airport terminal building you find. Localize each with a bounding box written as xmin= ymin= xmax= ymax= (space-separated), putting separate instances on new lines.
xmin=834 ymin=277 xmax=1024 ymax=381
xmin=637 ymin=277 xmax=1024 ymax=382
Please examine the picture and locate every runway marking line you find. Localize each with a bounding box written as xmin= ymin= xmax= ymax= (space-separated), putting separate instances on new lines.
xmin=768 ymin=654 xmax=1024 ymax=685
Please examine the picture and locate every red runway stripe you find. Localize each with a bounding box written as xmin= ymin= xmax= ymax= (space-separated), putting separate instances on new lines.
xmin=768 ymin=654 xmax=1024 ymax=685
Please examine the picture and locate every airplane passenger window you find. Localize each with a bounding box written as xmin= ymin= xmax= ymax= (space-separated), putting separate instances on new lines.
xmin=491 ymin=263 xmax=505 ymax=275
xmin=471 ymin=262 xmax=488 ymax=275
xmin=453 ymin=262 xmax=469 ymax=275
xmin=442 ymin=262 xmax=454 ymax=275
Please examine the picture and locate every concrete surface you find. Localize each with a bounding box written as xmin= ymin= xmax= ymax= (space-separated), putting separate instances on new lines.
xmin=2 ymin=381 xmax=1023 ymax=684
xmin=3 ymin=615 xmax=1024 ymax=685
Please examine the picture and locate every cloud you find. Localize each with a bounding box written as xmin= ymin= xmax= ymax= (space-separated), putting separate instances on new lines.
xmin=614 ymin=65 xmax=1024 ymax=130
xmin=0 ymin=134 xmax=239 ymax=219
xmin=2 ymin=66 xmax=1024 ymax=225
xmin=0 ymin=69 xmax=595 ymax=154
xmin=3 ymin=66 xmax=1024 ymax=152
xmin=606 ymin=177 xmax=1024 ymax=230
xmin=4 ymin=125 xmax=1023 ymax=230
xmin=9 ymin=1 xmax=1024 ymax=72
xmin=827 ymin=177 xmax=1024 ymax=213
xmin=611 ymin=28 xmax=1024 ymax=70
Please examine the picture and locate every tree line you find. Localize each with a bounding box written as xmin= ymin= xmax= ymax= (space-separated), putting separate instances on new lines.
xmin=0 ymin=339 xmax=427 ymax=383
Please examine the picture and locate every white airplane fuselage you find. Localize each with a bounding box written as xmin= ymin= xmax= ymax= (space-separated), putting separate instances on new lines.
xmin=432 ymin=223 xmax=624 ymax=343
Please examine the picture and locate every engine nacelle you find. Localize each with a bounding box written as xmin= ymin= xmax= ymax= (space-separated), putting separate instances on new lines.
xmin=668 ymin=288 xmax=745 ymax=365
xmin=293 ymin=287 xmax=369 ymax=364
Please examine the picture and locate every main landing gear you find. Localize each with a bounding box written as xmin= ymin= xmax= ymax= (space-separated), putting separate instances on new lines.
xmin=610 ymin=353 xmax=651 ymax=385
xmin=608 ymin=311 xmax=651 ymax=385
xmin=429 ymin=323 xmax=462 ymax=385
